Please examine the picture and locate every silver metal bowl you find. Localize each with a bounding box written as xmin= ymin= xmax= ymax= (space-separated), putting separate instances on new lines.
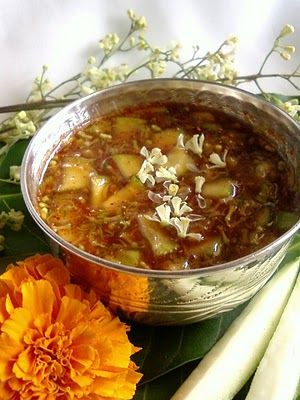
xmin=21 ymin=79 xmax=300 ymax=325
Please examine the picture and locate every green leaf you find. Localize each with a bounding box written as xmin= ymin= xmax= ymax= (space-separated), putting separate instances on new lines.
xmin=130 ymin=303 xmax=245 ymax=385
xmin=0 ymin=139 xmax=29 ymax=194
xmin=134 ymin=361 xmax=198 ymax=400
xmin=0 ymin=192 xmax=51 ymax=270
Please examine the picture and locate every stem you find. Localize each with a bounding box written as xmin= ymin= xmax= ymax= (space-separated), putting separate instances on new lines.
xmin=0 ymin=99 xmax=72 ymax=114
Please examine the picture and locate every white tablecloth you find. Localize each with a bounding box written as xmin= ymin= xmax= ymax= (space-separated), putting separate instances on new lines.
xmin=1 ymin=0 xmax=299 ymax=106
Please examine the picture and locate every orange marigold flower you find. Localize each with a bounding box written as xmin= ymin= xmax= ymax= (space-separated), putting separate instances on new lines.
xmin=0 ymin=254 xmax=142 ymax=400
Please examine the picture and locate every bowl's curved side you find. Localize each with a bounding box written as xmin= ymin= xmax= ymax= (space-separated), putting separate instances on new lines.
xmin=21 ymin=79 xmax=300 ymax=325
xmin=65 ymin=239 xmax=290 ymax=325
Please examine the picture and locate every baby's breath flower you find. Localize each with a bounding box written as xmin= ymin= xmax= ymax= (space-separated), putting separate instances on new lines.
xmin=155 ymin=166 xmax=178 ymax=183
xmin=208 ymin=150 xmax=228 ymax=168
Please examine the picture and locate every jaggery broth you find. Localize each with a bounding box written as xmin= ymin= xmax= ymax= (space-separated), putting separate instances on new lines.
xmin=37 ymin=102 xmax=299 ymax=270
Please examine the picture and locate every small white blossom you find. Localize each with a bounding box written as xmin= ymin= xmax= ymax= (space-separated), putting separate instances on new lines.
xmin=280 ymin=45 xmax=295 ymax=61
xmin=225 ymin=35 xmax=239 ymax=46
xmin=155 ymin=166 xmax=178 ymax=183
xmin=99 ymin=33 xmax=120 ymax=54
xmin=140 ymin=146 xmax=168 ymax=165
xmin=195 ymin=176 xmax=205 ymax=193
xmin=170 ymin=217 xmax=190 ymax=238
xmin=14 ymin=112 xmax=36 ymax=138
xmin=9 ymin=165 xmax=21 ymax=182
xmin=208 ymin=150 xmax=228 ymax=168
xmin=185 ymin=134 xmax=205 ymax=156
xmin=155 ymin=203 xmax=172 ymax=225
xmin=170 ymin=196 xmax=193 ymax=217
xmin=168 ymin=184 xmax=179 ymax=197
xmin=137 ymin=160 xmax=155 ymax=186
xmin=127 ymin=9 xmax=147 ymax=30
xmin=279 ymin=24 xmax=295 ymax=38
xmin=176 ymin=133 xmax=185 ymax=149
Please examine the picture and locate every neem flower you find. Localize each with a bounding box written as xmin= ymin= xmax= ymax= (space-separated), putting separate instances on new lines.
xmin=0 ymin=254 xmax=142 ymax=400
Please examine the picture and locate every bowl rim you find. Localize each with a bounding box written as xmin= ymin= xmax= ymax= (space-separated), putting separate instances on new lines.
xmin=21 ymin=78 xmax=300 ymax=278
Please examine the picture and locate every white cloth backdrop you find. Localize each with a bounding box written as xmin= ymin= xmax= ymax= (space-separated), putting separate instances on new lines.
xmin=1 ymin=0 xmax=299 ymax=106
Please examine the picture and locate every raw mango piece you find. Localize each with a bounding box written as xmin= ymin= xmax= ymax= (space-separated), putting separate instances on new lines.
xmin=112 ymin=154 xmax=142 ymax=179
xmin=184 ymin=237 xmax=223 ymax=258
xmin=113 ymin=117 xmax=146 ymax=140
xmin=166 ymin=148 xmax=195 ymax=177
xmin=192 ymin=111 xmax=216 ymax=123
xmin=275 ymin=211 xmax=299 ymax=231
xmin=202 ymin=178 xmax=236 ymax=199
xmin=102 ymin=176 xmax=145 ymax=211
xmin=59 ymin=156 xmax=94 ymax=192
xmin=137 ymin=215 xmax=177 ymax=256
xmin=90 ymin=175 xmax=110 ymax=208
xmin=114 ymin=249 xmax=141 ymax=267
xmin=152 ymin=128 xmax=181 ymax=151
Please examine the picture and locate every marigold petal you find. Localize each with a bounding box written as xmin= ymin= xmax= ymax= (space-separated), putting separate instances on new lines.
xmin=21 ymin=280 xmax=54 ymax=322
xmin=1 ymin=307 xmax=32 ymax=343
xmin=0 ymin=333 xmax=24 ymax=380
xmin=71 ymin=344 xmax=96 ymax=371
xmin=0 ymin=380 xmax=14 ymax=399
xmin=12 ymin=347 xmax=34 ymax=380
xmin=56 ymin=296 xmax=88 ymax=329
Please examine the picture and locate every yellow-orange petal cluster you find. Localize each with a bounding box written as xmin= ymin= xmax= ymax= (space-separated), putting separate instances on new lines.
xmin=0 ymin=254 xmax=142 ymax=400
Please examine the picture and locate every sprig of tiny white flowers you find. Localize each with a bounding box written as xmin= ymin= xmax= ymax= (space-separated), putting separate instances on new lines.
xmin=0 ymin=15 xmax=299 ymax=166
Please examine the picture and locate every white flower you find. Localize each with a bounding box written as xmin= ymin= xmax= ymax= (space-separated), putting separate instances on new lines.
xmin=168 ymin=184 xmax=179 ymax=197
xmin=137 ymin=160 xmax=155 ymax=186
xmin=185 ymin=134 xmax=205 ymax=156
xmin=176 ymin=133 xmax=185 ymax=149
xmin=155 ymin=166 xmax=178 ymax=183
xmin=208 ymin=150 xmax=228 ymax=168
xmin=155 ymin=203 xmax=172 ymax=225
xmin=9 ymin=165 xmax=21 ymax=182
xmin=140 ymin=146 xmax=168 ymax=165
xmin=279 ymin=24 xmax=295 ymax=38
xmin=170 ymin=196 xmax=193 ymax=217
xmin=170 ymin=217 xmax=190 ymax=238
xmin=195 ymin=176 xmax=205 ymax=193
